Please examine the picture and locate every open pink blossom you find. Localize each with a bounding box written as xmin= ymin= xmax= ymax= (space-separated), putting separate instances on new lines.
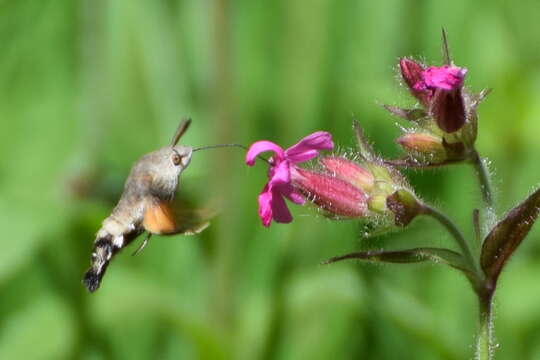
xmin=414 ymin=65 xmax=467 ymax=94
xmin=400 ymin=59 xmax=468 ymax=133
xmin=246 ymin=131 xmax=334 ymax=227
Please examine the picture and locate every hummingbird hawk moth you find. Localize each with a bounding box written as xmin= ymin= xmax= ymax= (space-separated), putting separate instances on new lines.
xmin=83 ymin=118 xmax=212 ymax=292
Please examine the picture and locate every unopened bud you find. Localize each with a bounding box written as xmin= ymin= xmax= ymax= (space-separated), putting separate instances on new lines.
xmin=396 ymin=133 xmax=444 ymax=153
xmin=319 ymin=156 xmax=374 ymax=192
xmin=293 ymin=168 xmax=368 ymax=218
xmin=421 ymin=65 xmax=467 ymax=133
xmin=399 ymin=58 xmax=429 ymax=107
xmin=430 ymin=87 xmax=466 ymax=133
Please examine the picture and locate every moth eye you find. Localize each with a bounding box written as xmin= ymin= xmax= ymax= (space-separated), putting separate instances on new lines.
xmin=172 ymin=153 xmax=182 ymax=166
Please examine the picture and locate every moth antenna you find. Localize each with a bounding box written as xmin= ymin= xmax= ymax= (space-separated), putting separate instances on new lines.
xmin=170 ymin=118 xmax=192 ymax=146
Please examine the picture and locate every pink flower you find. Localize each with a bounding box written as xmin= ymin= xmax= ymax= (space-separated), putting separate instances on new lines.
xmin=420 ymin=65 xmax=467 ymax=92
xmin=246 ymin=131 xmax=334 ymax=227
xmin=399 ymin=58 xmax=468 ymax=133
xmin=421 ymin=65 xmax=467 ymax=133
xmin=400 ymin=60 xmax=467 ymax=100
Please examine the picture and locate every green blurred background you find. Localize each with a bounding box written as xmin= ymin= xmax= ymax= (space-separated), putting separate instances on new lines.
xmin=2 ymin=0 xmax=540 ymax=359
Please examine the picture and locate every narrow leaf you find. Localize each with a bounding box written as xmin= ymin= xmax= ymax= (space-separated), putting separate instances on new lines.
xmin=468 ymin=88 xmax=492 ymax=111
xmin=464 ymin=88 xmax=491 ymax=141
xmin=481 ymin=187 xmax=540 ymax=282
xmin=323 ymin=247 xmax=473 ymax=275
xmin=441 ymin=28 xmax=451 ymax=65
xmin=352 ymin=119 xmax=376 ymax=161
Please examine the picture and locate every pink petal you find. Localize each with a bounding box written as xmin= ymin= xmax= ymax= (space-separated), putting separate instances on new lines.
xmin=285 ymin=131 xmax=334 ymax=163
xmin=399 ymin=58 xmax=430 ymax=107
xmin=246 ymin=141 xmax=285 ymax=166
xmin=269 ymin=160 xmax=291 ymax=185
xmin=422 ymin=65 xmax=467 ymax=91
xmin=257 ymin=182 xmax=297 ymax=226
xmin=400 ymin=58 xmax=425 ymax=89
xmin=258 ymin=184 xmax=273 ymax=227
xmin=278 ymin=182 xmax=305 ymax=205
xmin=270 ymin=190 xmax=293 ymax=224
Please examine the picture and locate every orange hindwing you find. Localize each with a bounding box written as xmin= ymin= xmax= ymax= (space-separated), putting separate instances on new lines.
xmin=143 ymin=201 xmax=177 ymax=235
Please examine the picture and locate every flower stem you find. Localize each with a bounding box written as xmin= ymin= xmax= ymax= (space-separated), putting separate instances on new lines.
xmin=476 ymin=292 xmax=494 ymax=360
xmin=470 ymin=149 xmax=494 ymax=210
xmin=421 ymin=205 xmax=478 ymax=275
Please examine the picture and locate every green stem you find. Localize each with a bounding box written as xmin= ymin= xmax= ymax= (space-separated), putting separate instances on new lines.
xmin=476 ymin=292 xmax=494 ymax=360
xmin=422 ymin=205 xmax=479 ymax=276
xmin=470 ymin=149 xmax=494 ymax=210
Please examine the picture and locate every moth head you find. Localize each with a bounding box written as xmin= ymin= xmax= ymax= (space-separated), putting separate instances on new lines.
xmin=168 ymin=118 xmax=193 ymax=174
xmin=170 ymin=145 xmax=193 ymax=172
xmin=134 ymin=119 xmax=194 ymax=192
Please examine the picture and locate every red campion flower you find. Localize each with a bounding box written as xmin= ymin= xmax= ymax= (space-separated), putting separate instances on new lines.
xmin=400 ymin=58 xmax=468 ymax=133
xmin=245 ymin=132 xmax=334 ymax=227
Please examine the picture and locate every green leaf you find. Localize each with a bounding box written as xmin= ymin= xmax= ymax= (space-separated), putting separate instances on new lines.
xmin=481 ymin=186 xmax=540 ymax=283
xmin=323 ymin=247 xmax=473 ymax=275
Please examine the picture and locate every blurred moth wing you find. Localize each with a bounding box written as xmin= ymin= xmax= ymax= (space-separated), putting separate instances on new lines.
xmin=142 ymin=198 xmax=214 ymax=236
xmin=168 ymin=202 xmax=215 ymax=235
xmin=143 ymin=200 xmax=177 ymax=235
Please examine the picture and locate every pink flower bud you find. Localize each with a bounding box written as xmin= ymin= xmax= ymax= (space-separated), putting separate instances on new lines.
xmin=399 ymin=58 xmax=429 ymax=107
xmin=293 ymin=168 xmax=368 ymax=218
xmin=430 ymin=87 xmax=466 ymax=133
xmin=319 ymin=156 xmax=375 ymax=192
xmin=399 ymin=59 xmax=468 ymax=133
xmin=396 ymin=133 xmax=443 ymax=153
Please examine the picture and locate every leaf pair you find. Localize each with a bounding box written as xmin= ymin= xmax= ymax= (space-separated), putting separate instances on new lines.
xmin=326 ymin=187 xmax=540 ymax=292
xmin=323 ymin=247 xmax=476 ymax=282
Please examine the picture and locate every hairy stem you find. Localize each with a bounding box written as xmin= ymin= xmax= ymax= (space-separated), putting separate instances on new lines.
xmin=476 ymin=292 xmax=494 ymax=360
xmin=470 ymin=149 xmax=494 ymax=210
xmin=421 ymin=205 xmax=479 ymax=275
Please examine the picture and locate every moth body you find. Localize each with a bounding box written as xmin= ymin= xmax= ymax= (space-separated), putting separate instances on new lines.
xmin=83 ymin=119 xmax=197 ymax=292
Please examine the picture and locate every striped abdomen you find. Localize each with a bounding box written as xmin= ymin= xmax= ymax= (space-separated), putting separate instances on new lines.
xmin=83 ymin=213 xmax=143 ymax=292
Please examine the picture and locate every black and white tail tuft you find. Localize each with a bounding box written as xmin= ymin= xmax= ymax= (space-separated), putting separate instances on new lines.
xmin=83 ymin=237 xmax=113 ymax=292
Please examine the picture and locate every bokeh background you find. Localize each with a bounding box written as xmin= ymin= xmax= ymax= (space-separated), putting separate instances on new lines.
xmin=2 ymin=0 xmax=540 ymax=359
